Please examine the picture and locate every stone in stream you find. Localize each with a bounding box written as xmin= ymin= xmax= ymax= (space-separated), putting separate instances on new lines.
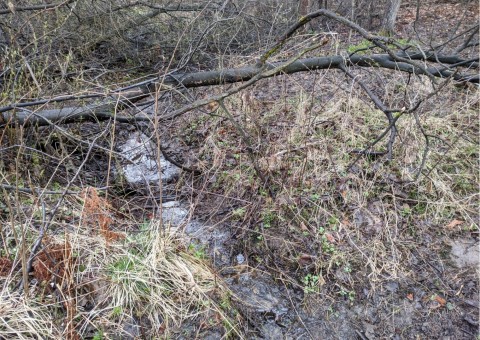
xmin=160 ymin=201 xmax=189 ymax=227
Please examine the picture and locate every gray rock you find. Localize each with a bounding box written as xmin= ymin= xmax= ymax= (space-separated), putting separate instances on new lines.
xmin=236 ymin=253 xmax=245 ymax=264
xmin=449 ymin=239 xmax=480 ymax=268
xmin=261 ymin=322 xmax=284 ymax=339
xmin=385 ymin=281 xmax=399 ymax=293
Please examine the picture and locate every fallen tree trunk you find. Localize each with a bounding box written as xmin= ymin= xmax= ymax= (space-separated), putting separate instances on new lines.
xmin=1 ymin=52 xmax=477 ymax=127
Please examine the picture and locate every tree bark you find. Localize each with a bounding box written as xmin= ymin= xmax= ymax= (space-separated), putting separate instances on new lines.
xmin=298 ymin=0 xmax=323 ymax=31
xmin=382 ymin=0 xmax=401 ymax=35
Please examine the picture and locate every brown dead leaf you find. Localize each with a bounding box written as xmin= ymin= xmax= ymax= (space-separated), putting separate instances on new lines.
xmin=325 ymin=233 xmax=335 ymax=243
xmin=32 ymin=240 xmax=73 ymax=283
xmin=435 ymin=295 xmax=447 ymax=306
xmin=446 ymin=219 xmax=464 ymax=229
xmin=206 ymin=101 xmax=219 ymax=112
xmin=82 ymin=187 xmax=125 ymax=245
xmin=406 ymin=293 xmax=414 ymax=301
xmin=299 ymin=254 xmax=314 ymax=266
xmin=300 ymin=222 xmax=309 ymax=232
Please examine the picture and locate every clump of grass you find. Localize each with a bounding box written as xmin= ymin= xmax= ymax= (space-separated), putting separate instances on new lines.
xmin=0 ymin=187 xmax=239 ymax=339
xmin=0 ymin=295 xmax=61 ymax=338
xmin=99 ymin=220 xmax=220 ymax=333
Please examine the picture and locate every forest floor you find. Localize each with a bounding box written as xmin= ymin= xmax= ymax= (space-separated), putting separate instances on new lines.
xmin=0 ymin=1 xmax=478 ymax=339
xmin=171 ymin=73 xmax=479 ymax=339
xmin=152 ymin=2 xmax=479 ymax=338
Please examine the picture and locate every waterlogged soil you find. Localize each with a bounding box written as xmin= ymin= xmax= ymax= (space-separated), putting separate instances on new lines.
xmin=116 ymin=130 xmax=479 ymax=339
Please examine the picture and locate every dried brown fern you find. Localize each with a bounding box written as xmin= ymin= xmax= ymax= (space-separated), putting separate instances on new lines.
xmin=81 ymin=187 xmax=125 ymax=245
xmin=0 ymin=257 xmax=13 ymax=276
xmin=32 ymin=239 xmax=72 ymax=283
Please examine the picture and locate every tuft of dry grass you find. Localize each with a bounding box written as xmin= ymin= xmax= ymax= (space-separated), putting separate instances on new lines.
xmin=0 ymin=186 xmax=240 ymax=339
xmin=0 ymin=295 xmax=61 ymax=339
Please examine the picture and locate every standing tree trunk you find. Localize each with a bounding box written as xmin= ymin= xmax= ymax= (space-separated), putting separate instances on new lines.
xmin=382 ymin=0 xmax=401 ymax=36
xmin=299 ymin=0 xmax=325 ymax=31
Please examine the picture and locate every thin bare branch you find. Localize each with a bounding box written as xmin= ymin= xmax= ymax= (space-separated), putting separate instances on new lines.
xmin=0 ymin=0 xmax=76 ymax=15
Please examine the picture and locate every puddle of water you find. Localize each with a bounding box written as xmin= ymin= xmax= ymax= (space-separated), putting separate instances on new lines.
xmin=118 ymin=131 xmax=179 ymax=184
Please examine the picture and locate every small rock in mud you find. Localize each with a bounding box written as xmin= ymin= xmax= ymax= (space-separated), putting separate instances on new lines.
xmin=385 ymin=281 xmax=399 ymax=293
xmin=161 ymin=201 xmax=189 ymax=227
xmin=226 ymin=273 xmax=286 ymax=313
xmin=362 ymin=321 xmax=376 ymax=340
xmin=121 ymin=317 xmax=140 ymax=339
xmin=449 ymin=239 xmax=479 ymax=268
xmin=353 ymin=208 xmax=382 ymax=235
xmin=236 ymin=253 xmax=245 ymax=264
xmin=260 ymin=322 xmax=284 ymax=339
xmin=334 ymin=267 xmax=351 ymax=283
xmin=353 ymin=208 xmax=375 ymax=228
xmin=184 ymin=220 xmax=231 ymax=267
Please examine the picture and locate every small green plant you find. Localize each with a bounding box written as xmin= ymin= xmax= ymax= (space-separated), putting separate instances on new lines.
xmin=188 ymin=243 xmax=207 ymax=260
xmin=109 ymin=257 xmax=135 ymax=274
xmin=220 ymin=292 xmax=232 ymax=310
xmin=414 ymin=202 xmax=427 ymax=214
xmin=400 ymin=206 xmax=412 ymax=217
xmin=321 ymin=235 xmax=335 ymax=253
xmin=262 ymin=210 xmax=276 ymax=228
xmin=232 ymin=207 xmax=246 ymax=220
xmin=339 ymin=288 xmax=356 ymax=302
xmin=463 ymin=224 xmax=478 ymax=232
xmin=327 ymin=305 xmax=339 ymax=318
xmin=258 ymin=188 xmax=269 ymax=197
xmin=303 ymin=273 xmax=320 ymax=294
xmin=343 ymin=264 xmax=352 ymax=273
xmin=107 ymin=256 xmax=150 ymax=296
xmin=92 ymin=330 xmax=104 ymax=340
xmin=111 ymin=306 xmax=122 ymax=317
xmin=327 ymin=216 xmax=339 ymax=231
